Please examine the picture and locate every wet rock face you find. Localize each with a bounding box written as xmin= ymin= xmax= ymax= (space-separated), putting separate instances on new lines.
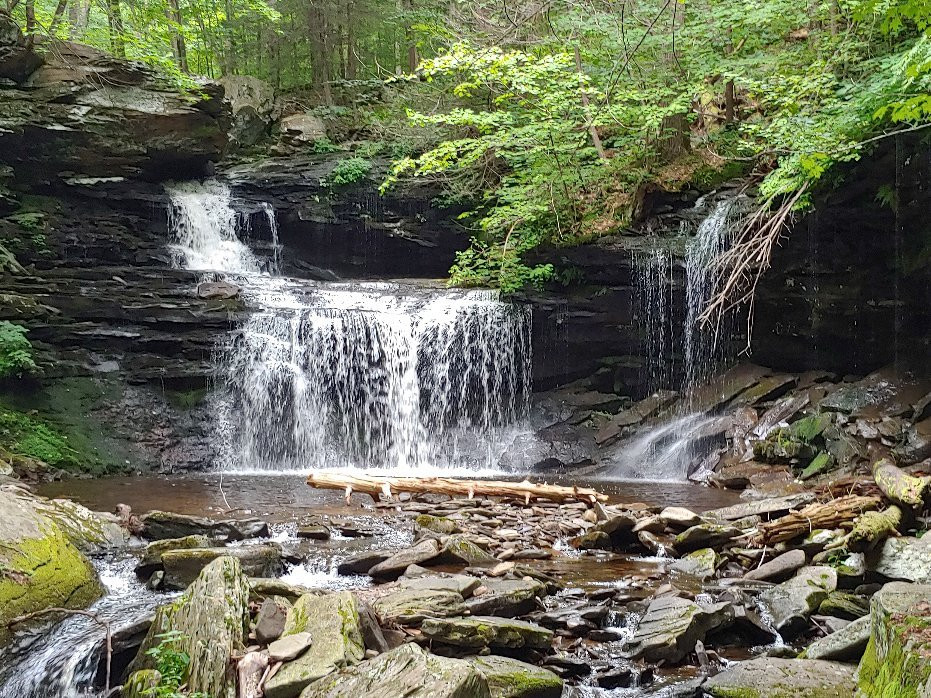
xmin=626 ymin=596 xmax=733 ymax=663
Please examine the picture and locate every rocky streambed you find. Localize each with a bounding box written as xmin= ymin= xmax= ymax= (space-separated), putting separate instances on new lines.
xmin=3 ymin=462 xmax=931 ymax=698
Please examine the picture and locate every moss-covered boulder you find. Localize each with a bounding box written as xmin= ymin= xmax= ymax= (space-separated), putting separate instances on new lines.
xmin=856 ymin=581 xmax=931 ymax=697
xmin=299 ymin=642 xmax=490 ymax=698
xmin=0 ymin=486 xmax=103 ymax=641
xmin=134 ymin=534 xmax=212 ymax=579
xmin=130 ymin=556 xmax=250 ymax=698
xmin=469 ymin=655 xmax=562 ymax=698
xmin=263 ymin=591 xmax=366 ymax=698
xmin=373 ymin=587 xmax=467 ymax=626
xmin=160 ymin=543 xmax=282 ymax=589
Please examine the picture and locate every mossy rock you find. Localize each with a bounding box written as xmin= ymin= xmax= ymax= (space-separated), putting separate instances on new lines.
xmin=415 ymin=514 xmax=461 ymax=536
xmin=123 ymin=669 xmax=162 ymax=698
xmin=856 ymin=582 xmax=931 ymax=697
xmin=0 ymin=487 xmax=103 ymax=641
xmin=130 ymin=556 xmax=251 ymax=698
xmin=264 ymin=591 xmax=365 ymax=698
xmin=469 ymin=655 xmax=562 ymax=698
xmin=420 ymin=616 xmax=554 ymax=650
xmin=135 ymin=534 xmax=212 ymax=578
xmin=705 ymin=657 xmax=855 ymax=697
xmin=299 ymin=642 xmax=490 ymax=698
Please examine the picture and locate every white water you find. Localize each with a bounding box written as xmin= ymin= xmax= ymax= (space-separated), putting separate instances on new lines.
xmin=0 ymin=557 xmax=168 ymax=698
xmin=165 ymin=181 xmax=532 ymax=474
xmin=623 ymin=196 xmax=743 ymax=480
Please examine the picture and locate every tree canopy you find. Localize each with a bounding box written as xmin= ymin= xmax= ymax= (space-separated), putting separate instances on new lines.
xmin=8 ymin=0 xmax=930 ymax=290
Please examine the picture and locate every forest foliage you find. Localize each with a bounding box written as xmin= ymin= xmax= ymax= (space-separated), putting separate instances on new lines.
xmin=6 ymin=0 xmax=931 ymax=290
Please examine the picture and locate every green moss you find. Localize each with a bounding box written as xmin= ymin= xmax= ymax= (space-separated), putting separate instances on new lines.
xmin=0 ymin=407 xmax=89 ymax=471
xmin=858 ymin=613 xmax=931 ymax=698
xmin=0 ymin=521 xmax=103 ymax=635
xmin=165 ymin=387 xmax=209 ymax=410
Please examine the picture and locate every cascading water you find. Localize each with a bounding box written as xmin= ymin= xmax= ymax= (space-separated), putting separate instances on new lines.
xmin=0 ymin=557 xmax=166 ymax=698
xmin=683 ymin=198 xmax=738 ymax=393
xmin=621 ymin=196 xmax=744 ymax=479
xmin=165 ymin=180 xmax=532 ymax=474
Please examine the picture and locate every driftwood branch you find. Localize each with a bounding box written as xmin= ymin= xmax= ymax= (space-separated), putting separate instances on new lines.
xmin=8 ymin=607 xmax=112 ymax=690
xmin=752 ymin=495 xmax=881 ymax=546
xmin=306 ymin=472 xmax=608 ymax=505
xmin=831 ymin=505 xmax=904 ymax=552
xmin=872 ymin=458 xmax=931 ymax=510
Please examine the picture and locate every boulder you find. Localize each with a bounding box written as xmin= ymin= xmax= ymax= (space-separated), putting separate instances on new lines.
xmin=337 ymin=550 xmax=391 ymax=575
xmin=135 ymin=534 xmax=212 ymax=578
xmin=469 ymin=655 xmax=562 ymax=698
xmin=280 ymin=113 xmax=327 ymax=143
xmin=130 ymin=556 xmax=250 ymax=697
xmin=263 ymin=591 xmax=365 ymax=698
xmin=0 ymin=486 xmax=103 ymax=637
xmin=818 ymin=591 xmax=869 ymax=620
xmin=255 ymin=595 xmax=292 ymax=644
xmin=670 ymin=548 xmax=719 ymax=579
xmin=803 ymin=615 xmax=870 ymax=662
xmin=626 ymin=596 xmax=733 ymax=663
xmin=659 ymin=507 xmax=701 ymax=529
xmin=743 ymin=549 xmax=806 ymax=583
xmin=759 ymin=566 xmax=837 ymax=637
xmin=465 ymin=578 xmax=546 ymax=618
xmin=868 ymin=535 xmax=931 ymax=583
xmin=139 ymin=510 xmax=268 ymax=541
xmin=298 ymin=642 xmax=490 ymax=698
xmin=856 ymin=581 xmax=931 ymax=696
xmin=368 ymin=539 xmax=441 ymax=579
xmin=373 ymin=588 xmax=467 ymax=626
xmin=0 ymin=14 xmax=42 ymax=83
xmin=498 ymin=422 xmax=596 ymax=470
xmin=161 ymin=543 xmax=282 ymax=589
xmin=421 ymin=616 xmax=554 ymax=650
xmin=415 ymin=514 xmax=461 ymax=537
xmin=33 ymin=497 xmax=128 ymax=553
xmin=437 ymin=535 xmax=497 ymax=566
xmin=673 ymin=523 xmax=742 ymax=553
xmin=705 ymin=657 xmax=855 ymax=697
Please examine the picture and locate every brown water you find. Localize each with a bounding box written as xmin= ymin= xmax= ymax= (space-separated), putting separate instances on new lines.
xmin=38 ymin=474 xmax=742 ymax=523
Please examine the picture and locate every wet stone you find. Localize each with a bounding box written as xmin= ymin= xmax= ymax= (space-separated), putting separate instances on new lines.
xmin=296 ymin=524 xmax=330 ymax=540
xmin=139 ymin=510 xmax=269 ymax=541
xmin=337 ymin=550 xmax=391 ymax=576
xmin=369 ymin=539 xmax=441 ymax=579
xmin=465 ymin=578 xmax=546 ymax=618
xmin=161 ymin=543 xmax=283 ymax=590
xmin=420 ymin=616 xmax=554 ymax=650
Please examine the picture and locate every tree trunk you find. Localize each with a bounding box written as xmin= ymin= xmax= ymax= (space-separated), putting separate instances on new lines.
xmin=345 ymin=0 xmax=356 ymax=80
xmin=574 ymin=45 xmax=607 ymax=161
xmin=404 ymin=0 xmax=417 ymax=71
xmin=107 ymin=0 xmax=125 ymax=58
xmin=168 ymin=0 xmax=188 ymax=73
xmin=656 ymin=0 xmax=689 ymax=159
xmin=67 ymin=0 xmax=90 ymax=39
xmin=307 ymin=472 xmax=609 ymax=505
xmin=753 ymin=495 xmax=882 ymax=546
xmin=47 ymin=0 xmax=69 ymax=36
xmin=24 ymin=0 xmax=35 ymax=35
xmin=724 ymin=79 xmax=736 ymax=124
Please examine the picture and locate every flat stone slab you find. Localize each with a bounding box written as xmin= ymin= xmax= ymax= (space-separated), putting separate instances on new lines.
xmin=465 ymin=579 xmax=546 ymax=618
xmin=421 ymin=616 xmax=554 ymax=650
xmin=709 ymin=493 xmax=816 ymax=522
xmin=469 ymin=655 xmax=562 ymax=698
xmin=373 ymin=588 xmax=467 ymax=626
xmin=744 ymin=549 xmax=806 ymax=583
xmin=299 ymin=642 xmax=489 ymax=698
xmin=268 ymin=631 xmax=313 ymax=661
xmin=705 ymin=657 xmax=855 ymax=697
xmin=868 ymin=535 xmax=931 ymax=583
xmin=399 ymin=574 xmax=482 ymax=598
xmin=139 ymin=510 xmax=268 ymax=541
xmin=803 ymin=615 xmax=870 ymax=662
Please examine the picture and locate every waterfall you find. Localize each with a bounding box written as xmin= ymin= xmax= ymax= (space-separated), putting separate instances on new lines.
xmin=684 ymin=198 xmax=737 ymax=392
xmin=216 ymin=282 xmax=532 ymax=473
xmin=164 ymin=181 xmax=533 ymax=474
xmin=634 ymin=247 xmax=673 ymax=393
xmin=165 ymin=179 xmax=264 ymax=274
xmin=621 ymin=196 xmax=742 ymax=479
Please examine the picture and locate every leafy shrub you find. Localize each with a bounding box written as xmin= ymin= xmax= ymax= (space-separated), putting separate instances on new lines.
xmin=327 ymin=157 xmax=372 ymax=185
xmin=145 ymin=631 xmax=209 ymax=698
xmin=450 ymin=238 xmax=554 ymax=294
xmin=310 ymin=137 xmax=342 ymax=154
xmin=0 ymin=321 xmax=38 ymax=379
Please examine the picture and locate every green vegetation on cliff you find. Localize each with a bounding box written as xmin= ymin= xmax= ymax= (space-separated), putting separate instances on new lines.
xmin=0 ymin=321 xmax=38 ymax=379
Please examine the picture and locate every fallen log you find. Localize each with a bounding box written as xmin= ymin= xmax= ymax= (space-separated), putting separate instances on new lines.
xmin=836 ymin=505 xmax=903 ymax=552
xmin=752 ymin=495 xmax=882 ymax=546
xmin=306 ymin=472 xmax=608 ymax=505
xmin=872 ymin=458 xmax=931 ymax=509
